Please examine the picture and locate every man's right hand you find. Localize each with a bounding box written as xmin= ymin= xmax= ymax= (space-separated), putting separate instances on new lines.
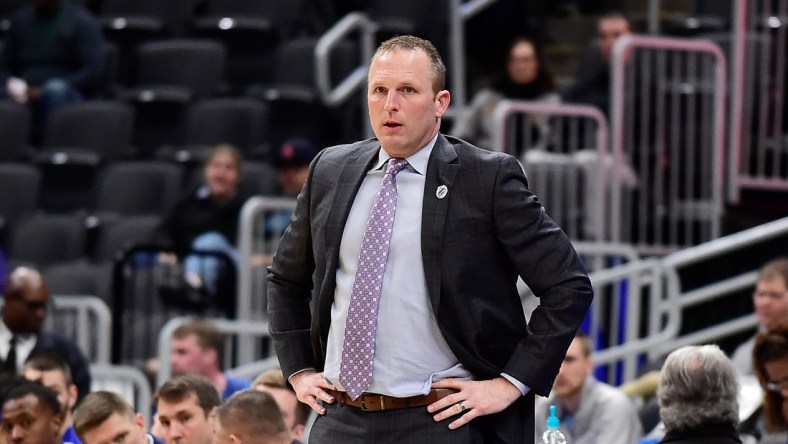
xmin=290 ymin=370 xmax=336 ymax=415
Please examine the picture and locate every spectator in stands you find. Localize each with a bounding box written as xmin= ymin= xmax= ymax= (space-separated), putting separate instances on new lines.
xmin=0 ymin=266 xmax=91 ymax=402
xmin=253 ymin=368 xmax=310 ymax=442
xmin=264 ymin=137 xmax=320 ymax=238
xmin=154 ymin=144 xmax=253 ymax=305
xmin=752 ymin=322 xmax=788 ymax=442
xmin=23 ymin=352 xmax=81 ymax=444
xmin=563 ymin=12 xmax=631 ymax=115
xmin=452 ymin=35 xmax=559 ymax=152
xmin=656 ymin=344 xmax=742 ymax=443
xmin=154 ymin=374 xmax=219 ymax=444
xmin=733 ymin=258 xmax=788 ymax=376
xmin=0 ymin=0 xmax=105 ymax=123
xmin=214 ymin=390 xmax=295 ymax=444
xmin=73 ymin=391 xmax=164 ymax=444
xmin=0 ymin=381 xmax=63 ymax=444
xmin=167 ymin=319 xmax=251 ymax=400
xmin=535 ymin=331 xmax=642 ymax=443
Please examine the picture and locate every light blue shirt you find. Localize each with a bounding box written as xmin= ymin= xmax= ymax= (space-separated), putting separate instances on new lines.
xmin=323 ymin=134 xmax=526 ymax=397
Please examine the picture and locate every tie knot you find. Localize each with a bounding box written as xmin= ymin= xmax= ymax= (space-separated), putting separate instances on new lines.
xmin=386 ymin=158 xmax=408 ymax=176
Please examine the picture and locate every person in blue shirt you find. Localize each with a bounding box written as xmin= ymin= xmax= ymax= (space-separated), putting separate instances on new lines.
xmin=169 ymin=319 xmax=250 ymax=400
xmin=23 ymin=352 xmax=82 ymax=444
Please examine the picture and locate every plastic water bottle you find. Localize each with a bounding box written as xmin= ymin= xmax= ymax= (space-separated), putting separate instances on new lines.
xmin=541 ymin=405 xmax=568 ymax=444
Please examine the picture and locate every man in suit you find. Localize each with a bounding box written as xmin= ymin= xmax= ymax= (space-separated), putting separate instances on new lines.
xmin=267 ymin=35 xmax=593 ymax=443
xmin=1 ymin=266 xmax=91 ymax=403
xmin=73 ymin=391 xmax=165 ymax=444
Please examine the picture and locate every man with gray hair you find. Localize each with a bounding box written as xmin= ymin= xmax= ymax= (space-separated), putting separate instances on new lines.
xmin=657 ymin=344 xmax=742 ymax=443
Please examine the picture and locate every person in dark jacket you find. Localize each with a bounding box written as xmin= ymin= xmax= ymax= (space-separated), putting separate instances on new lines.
xmin=154 ymin=144 xmax=252 ymax=303
xmin=657 ymin=345 xmax=742 ymax=443
xmin=0 ymin=266 xmax=91 ymax=403
xmin=0 ymin=0 xmax=105 ymax=122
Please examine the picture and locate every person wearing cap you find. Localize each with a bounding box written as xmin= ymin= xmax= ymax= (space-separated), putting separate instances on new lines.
xmin=263 ymin=137 xmax=320 ymax=243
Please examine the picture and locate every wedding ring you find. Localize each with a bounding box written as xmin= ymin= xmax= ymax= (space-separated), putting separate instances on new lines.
xmin=459 ymin=401 xmax=466 ymax=412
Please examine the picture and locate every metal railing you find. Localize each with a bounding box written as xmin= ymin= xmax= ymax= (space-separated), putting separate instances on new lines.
xmin=610 ymin=34 xmax=727 ymax=255
xmin=727 ymin=0 xmax=788 ymax=202
xmin=91 ymin=364 xmax=153 ymax=428
xmin=45 ymin=295 xmax=112 ymax=364
xmin=492 ymin=100 xmax=613 ymax=241
xmin=591 ymin=217 xmax=788 ymax=380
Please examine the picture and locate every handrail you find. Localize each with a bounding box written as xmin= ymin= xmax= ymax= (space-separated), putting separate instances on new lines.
xmin=491 ymin=100 xmax=610 ymax=242
xmin=610 ymin=34 xmax=727 ymax=250
xmin=91 ymin=363 xmax=152 ymax=428
xmin=315 ymin=12 xmax=375 ymax=107
xmin=47 ymin=295 xmax=112 ymax=364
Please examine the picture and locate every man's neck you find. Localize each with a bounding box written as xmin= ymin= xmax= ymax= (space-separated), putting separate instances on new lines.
xmin=208 ymin=370 xmax=227 ymax=395
xmin=559 ymin=392 xmax=582 ymax=414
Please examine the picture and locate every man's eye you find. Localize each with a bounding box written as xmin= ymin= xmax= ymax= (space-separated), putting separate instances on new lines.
xmin=403 ymin=87 xmax=415 ymax=93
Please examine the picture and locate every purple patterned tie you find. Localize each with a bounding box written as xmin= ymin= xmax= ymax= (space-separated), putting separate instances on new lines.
xmin=339 ymin=157 xmax=408 ymax=400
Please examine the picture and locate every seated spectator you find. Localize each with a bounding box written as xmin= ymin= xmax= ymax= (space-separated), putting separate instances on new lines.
xmin=753 ymin=322 xmax=788 ymax=442
xmin=0 ymin=0 xmax=105 ymax=123
xmin=23 ymin=352 xmax=80 ymax=444
xmin=733 ymin=258 xmax=788 ymax=376
xmin=1 ymin=266 xmax=91 ymax=402
xmin=0 ymin=381 xmax=63 ymax=444
xmin=214 ymin=390 xmax=295 ymax=444
xmin=154 ymin=374 xmax=219 ymax=444
xmin=563 ymin=12 xmax=632 ymax=116
xmin=264 ymin=137 xmax=320 ymax=238
xmin=168 ymin=319 xmax=251 ymax=400
xmin=535 ymin=331 xmax=642 ymax=443
xmin=153 ymin=144 xmax=253 ymax=306
xmin=73 ymin=390 xmax=164 ymax=444
xmin=656 ymin=344 xmax=742 ymax=443
xmin=452 ymin=35 xmax=559 ymax=152
xmin=253 ymin=368 xmax=311 ymax=442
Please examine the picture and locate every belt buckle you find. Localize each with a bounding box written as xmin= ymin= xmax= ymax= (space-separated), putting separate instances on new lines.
xmin=360 ymin=394 xmax=386 ymax=411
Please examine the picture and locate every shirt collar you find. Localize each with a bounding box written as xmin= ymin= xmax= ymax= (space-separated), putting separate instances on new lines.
xmin=373 ymin=133 xmax=438 ymax=176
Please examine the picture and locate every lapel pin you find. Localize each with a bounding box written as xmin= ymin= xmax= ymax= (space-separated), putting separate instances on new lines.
xmin=436 ymin=185 xmax=448 ymax=199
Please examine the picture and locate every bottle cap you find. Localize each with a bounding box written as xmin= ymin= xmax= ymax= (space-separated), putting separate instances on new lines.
xmin=546 ymin=405 xmax=560 ymax=429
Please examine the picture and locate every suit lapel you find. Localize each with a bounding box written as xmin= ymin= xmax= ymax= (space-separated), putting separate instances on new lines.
xmin=421 ymin=134 xmax=458 ymax=312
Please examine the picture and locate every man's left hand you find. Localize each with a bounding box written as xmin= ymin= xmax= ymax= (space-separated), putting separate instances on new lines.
xmin=427 ymin=377 xmax=521 ymax=429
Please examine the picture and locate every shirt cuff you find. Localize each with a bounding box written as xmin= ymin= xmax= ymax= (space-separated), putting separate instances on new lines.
xmin=501 ymin=373 xmax=529 ymax=396
xmin=287 ymin=368 xmax=317 ymax=385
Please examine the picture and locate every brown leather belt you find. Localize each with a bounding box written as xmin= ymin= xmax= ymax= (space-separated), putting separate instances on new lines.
xmin=325 ymin=388 xmax=455 ymax=412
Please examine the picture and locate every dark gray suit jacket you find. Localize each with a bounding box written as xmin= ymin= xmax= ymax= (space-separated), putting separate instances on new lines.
xmin=267 ymin=134 xmax=593 ymax=443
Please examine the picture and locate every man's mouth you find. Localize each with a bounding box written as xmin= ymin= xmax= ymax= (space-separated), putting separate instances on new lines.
xmin=383 ymin=120 xmax=402 ymax=128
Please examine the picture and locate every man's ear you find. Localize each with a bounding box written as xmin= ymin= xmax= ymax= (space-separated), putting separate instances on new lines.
xmin=229 ymin=434 xmax=242 ymax=444
xmin=67 ymin=384 xmax=78 ymax=410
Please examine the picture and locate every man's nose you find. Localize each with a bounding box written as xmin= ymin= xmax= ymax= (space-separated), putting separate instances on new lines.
xmin=384 ymin=91 xmax=399 ymax=111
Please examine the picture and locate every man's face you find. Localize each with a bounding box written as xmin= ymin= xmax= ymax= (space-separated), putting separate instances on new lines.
xmin=598 ymin=17 xmax=631 ymax=62
xmin=80 ymin=412 xmax=148 ymax=444
xmin=753 ymin=275 xmax=788 ymax=329
xmin=0 ymin=394 xmax=62 ymax=444
xmin=170 ymin=335 xmax=211 ymax=377
xmin=23 ymin=368 xmax=76 ymax=416
xmin=255 ymin=384 xmax=303 ymax=440
xmin=552 ymin=337 xmax=593 ymax=398
xmin=3 ymin=285 xmax=48 ymax=334
xmin=367 ymin=48 xmax=450 ymax=158
xmin=156 ymin=393 xmax=214 ymax=444
xmin=278 ymin=165 xmax=310 ymax=197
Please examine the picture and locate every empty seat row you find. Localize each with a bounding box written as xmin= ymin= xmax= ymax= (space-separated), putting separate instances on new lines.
xmin=0 ymin=159 xmax=280 ymax=246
